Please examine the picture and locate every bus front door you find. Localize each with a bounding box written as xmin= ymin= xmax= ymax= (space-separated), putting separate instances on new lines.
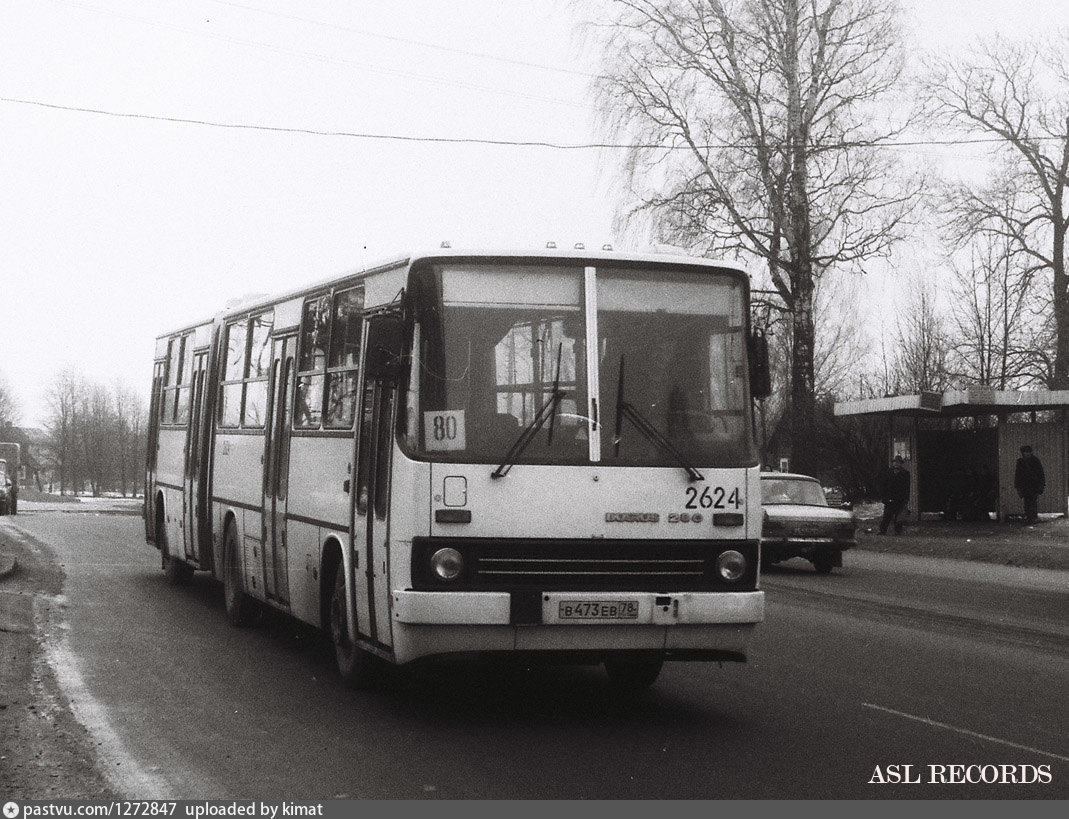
xmin=145 ymin=361 xmax=165 ymax=541
xmin=353 ymin=377 xmax=396 ymax=648
xmin=262 ymin=335 xmax=294 ymax=605
xmin=183 ymin=351 xmax=209 ymax=564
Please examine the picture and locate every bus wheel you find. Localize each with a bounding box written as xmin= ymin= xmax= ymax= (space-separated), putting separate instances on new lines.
xmin=329 ymin=564 xmax=378 ymax=689
xmin=159 ymin=520 xmax=193 ymax=586
xmin=223 ymin=523 xmax=258 ymax=626
xmin=604 ymin=652 xmax=664 ymax=692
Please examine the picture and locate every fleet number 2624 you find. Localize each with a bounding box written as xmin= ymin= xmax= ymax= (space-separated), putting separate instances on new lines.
xmin=684 ymin=485 xmax=741 ymax=509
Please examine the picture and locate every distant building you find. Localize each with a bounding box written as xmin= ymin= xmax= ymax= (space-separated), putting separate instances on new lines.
xmin=0 ymin=421 xmax=43 ymax=490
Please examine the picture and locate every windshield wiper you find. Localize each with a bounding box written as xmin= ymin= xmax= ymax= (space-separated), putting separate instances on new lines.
xmin=613 ymin=355 xmax=704 ymax=482
xmin=492 ymin=343 xmax=566 ymax=479
xmin=546 ymin=342 xmax=563 ymax=446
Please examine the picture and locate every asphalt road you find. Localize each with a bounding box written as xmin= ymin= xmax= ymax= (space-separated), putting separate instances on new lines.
xmin=3 ymin=509 xmax=1068 ymax=800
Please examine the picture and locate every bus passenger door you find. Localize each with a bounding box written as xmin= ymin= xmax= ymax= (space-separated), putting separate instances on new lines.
xmin=144 ymin=362 xmax=165 ymax=541
xmin=354 ymin=377 xmax=396 ymax=648
xmin=183 ymin=351 xmax=209 ymax=563
xmin=262 ymin=335 xmax=294 ymax=605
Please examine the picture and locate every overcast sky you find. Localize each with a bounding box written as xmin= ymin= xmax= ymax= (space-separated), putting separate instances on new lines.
xmin=1 ymin=0 xmax=1066 ymax=426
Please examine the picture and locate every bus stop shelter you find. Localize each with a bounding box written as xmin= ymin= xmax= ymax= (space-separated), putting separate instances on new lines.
xmin=834 ymin=387 xmax=1069 ymax=522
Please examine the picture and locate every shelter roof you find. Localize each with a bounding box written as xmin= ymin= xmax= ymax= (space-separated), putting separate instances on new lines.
xmin=834 ymin=387 xmax=1069 ymax=418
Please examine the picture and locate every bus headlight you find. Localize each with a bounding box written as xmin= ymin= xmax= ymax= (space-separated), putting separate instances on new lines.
xmin=716 ymin=550 xmax=746 ymax=582
xmin=430 ymin=547 xmax=464 ymax=581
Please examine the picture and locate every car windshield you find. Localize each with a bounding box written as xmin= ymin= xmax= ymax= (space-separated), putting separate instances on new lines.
xmin=761 ymin=477 xmax=828 ymax=506
xmin=403 ymin=261 xmax=755 ymax=467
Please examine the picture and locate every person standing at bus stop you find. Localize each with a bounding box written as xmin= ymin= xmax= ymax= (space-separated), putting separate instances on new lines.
xmin=1014 ymin=445 xmax=1045 ymax=524
xmin=879 ymin=455 xmax=910 ymax=535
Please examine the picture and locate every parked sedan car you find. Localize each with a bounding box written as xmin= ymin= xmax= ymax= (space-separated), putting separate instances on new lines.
xmin=760 ymin=473 xmax=858 ymax=573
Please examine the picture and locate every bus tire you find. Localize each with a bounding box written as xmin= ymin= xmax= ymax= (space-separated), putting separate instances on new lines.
xmin=223 ymin=522 xmax=258 ymax=627
xmin=329 ymin=562 xmax=378 ymax=689
xmin=604 ymin=652 xmax=664 ymax=692
xmin=159 ymin=517 xmax=193 ymax=586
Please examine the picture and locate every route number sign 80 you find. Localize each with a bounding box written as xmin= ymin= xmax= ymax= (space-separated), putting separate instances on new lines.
xmin=424 ymin=410 xmax=467 ymax=451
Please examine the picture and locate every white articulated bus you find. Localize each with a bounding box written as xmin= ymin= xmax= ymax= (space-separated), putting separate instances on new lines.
xmin=145 ymin=248 xmax=771 ymax=690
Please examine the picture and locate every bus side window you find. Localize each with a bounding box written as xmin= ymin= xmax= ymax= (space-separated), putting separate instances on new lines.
xmin=242 ymin=312 xmax=273 ymax=427
xmin=174 ymin=334 xmax=194 ymax=426
xmin=219 ymin=319 xmax=247 ymax=428
xmin=324 ymin=287 xmax=364 ymax=428
xmin=296 ymin=295 xmax=330 ymax=429
xmin=162 ymin=335 xmax=182 ymax=425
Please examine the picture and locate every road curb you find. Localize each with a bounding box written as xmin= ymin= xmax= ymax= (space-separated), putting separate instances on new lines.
xmin=0 ymin=553 xmax=17 ymax=580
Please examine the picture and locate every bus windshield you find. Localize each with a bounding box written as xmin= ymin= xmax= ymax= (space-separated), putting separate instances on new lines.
xmin=404 ymin=262 xmax=754 ymax=467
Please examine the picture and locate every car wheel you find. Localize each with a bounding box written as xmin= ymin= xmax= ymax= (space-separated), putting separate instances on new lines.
xmin=604 ymin=652 xmax=664 ymax=693
xmin=812 ymin=553 xmax=838 ymax=574
xmin=328 ymin=562 xmax=379 ymax=689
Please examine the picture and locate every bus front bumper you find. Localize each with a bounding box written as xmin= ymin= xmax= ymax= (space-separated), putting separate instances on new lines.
xmin=389 ymin=589 xmax=764 ymax=665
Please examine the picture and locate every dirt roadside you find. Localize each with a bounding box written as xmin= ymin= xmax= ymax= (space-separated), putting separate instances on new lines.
xmin=0 ymin=500 xmax=1067 ymax=799
xmin=0 ymin=520 xmax=120 ymax=799
xmin=852 ymin=503 xmax=1069 ymax=572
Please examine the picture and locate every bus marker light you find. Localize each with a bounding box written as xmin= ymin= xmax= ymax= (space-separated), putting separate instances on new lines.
xmin=431 ymin=548 xmax=464 ymax=581
xmin=716 ymin=550 xmax=746 ymax=582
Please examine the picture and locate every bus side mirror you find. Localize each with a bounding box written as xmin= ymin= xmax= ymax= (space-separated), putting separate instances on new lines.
xmin=365 ymin=314 xmax=405 ymax=381
xmin=749 ymin=328 xmax=771 ymax=400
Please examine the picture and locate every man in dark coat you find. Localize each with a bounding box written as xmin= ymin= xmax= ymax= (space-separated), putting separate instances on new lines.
xmin=1014 ymin=445 xmax=1045 ymax=524
xmin=879 ymin=455 xmax=910 ymax=535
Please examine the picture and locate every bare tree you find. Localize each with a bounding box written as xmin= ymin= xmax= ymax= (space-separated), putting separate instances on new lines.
xmin=814 ymin=271 xmax=870 ymax=398
xmin=890 ymin=285 xmax=951 ymax=393
xmin=80 ymin=383 xmax=115 ymax=497
xmin=753 ymin=271 xmax=869 ymax=461
xmin=943 ymin=214 xmax=1048 ymax=389
xmin=586 ymin=0 xmax=922 ymax=473
xmin=0 ymin=371 xmax=19 ymax=426
xmin=43 ymin=369 xmax=148 ymax=496
xmin=925 ymin=33 xmax=1069 ymax=387
xmin=45 ymin=368 xmax=86 ymax=494
xmin=113 ymin=380 xmax=147 ymax=497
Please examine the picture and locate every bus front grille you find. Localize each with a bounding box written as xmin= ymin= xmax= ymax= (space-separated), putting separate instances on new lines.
xmin=411 ymin=537 xmax=759 ymax=592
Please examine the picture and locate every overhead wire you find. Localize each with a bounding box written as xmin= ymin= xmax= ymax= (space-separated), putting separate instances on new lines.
xmin=2 ymin=96 xmax=1065 ymax=152
xmin=17 ymin=2 xmax=1069 ymax=153
xmin=0 ymin=96 xmax=601 ymax=147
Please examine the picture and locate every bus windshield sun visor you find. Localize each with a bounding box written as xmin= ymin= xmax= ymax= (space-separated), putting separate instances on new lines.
xmin=612 ymin=355 xmax=704 ymax=483
xmin=492 ymin=342 xmax=566 ymax=479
